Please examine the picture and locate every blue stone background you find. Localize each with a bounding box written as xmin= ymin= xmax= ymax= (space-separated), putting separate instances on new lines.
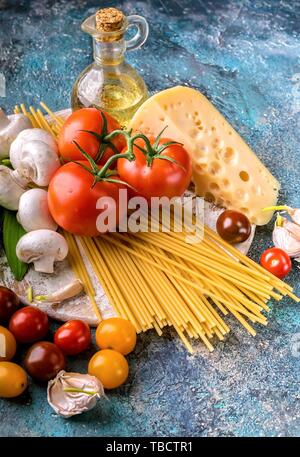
xmin=1 ymin=0 xmax=300 ymax=437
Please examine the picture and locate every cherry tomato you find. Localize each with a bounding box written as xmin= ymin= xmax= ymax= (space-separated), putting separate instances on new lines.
xmin=54 ymin=320 xmax=91 ymax=355
xmin=88 ymin=349 xmax=129 ymax=389
xmin=9 ymin=306 xmax=49 ymax=344
xmin=24 ymin=341 xmax=65 ymax=382
xmin=58 ymin=108 xmax=126 ymax=165
xmin=0 ymin=326 xmax=17 ymax=361
xmin=0 ymin=362 xmax=28 ymax=398
xmin=117 ymin=136 xmax=192 ymax=202
xmin=96 ymin=318 xmax=137 ymax=355
xmin=216 ymin=210 xmax=251 ymax=244
xmin=260 ymin=247 xmax=292 ymax=279
xmin=48 ymin=161 xmax=127 ymax=237
xmin=0 ymin=287 xmax=20 ymax=323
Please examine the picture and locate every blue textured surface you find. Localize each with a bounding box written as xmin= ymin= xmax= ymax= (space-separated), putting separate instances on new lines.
xmin=1 ymin=0 xmax=300 ymax=437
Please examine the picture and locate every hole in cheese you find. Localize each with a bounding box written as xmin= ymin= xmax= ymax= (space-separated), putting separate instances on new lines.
xmin=189 ymin=128 xmax=200 ymax=139
xmin=253 ymin=185 xmax=262 ymax=196
xmin=239 ymin=170 xmax=250 ymax=182
xmin=209 ymin=161 xmax=222 ymax=175
xmin=221 ymin=147 xmax=237 ymax=164
xmin=195 ymin=164 xmax=207 ymax=173
xmin=236 ymin=189 xmax=248 ymax=201
xmin=223 ymin=179 xmax=230 ymax=188
xmin=210 ymin=182 xmax=220 ymax=191
xmin=205 ymin=192 xmax=215 ymax=203
xmin=239 ymin=207 xmax=249 ymax=214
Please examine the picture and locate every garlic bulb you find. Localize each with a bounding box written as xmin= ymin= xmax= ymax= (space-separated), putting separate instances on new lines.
xmin=272 ymin=226 xmax=300 ymax=257
xmin=282 ymin=218 xmax=300 ymax=240
xmin=47 ymin=371 xmax=104 ymax=418
xmin=264 ymin=205 xmax=300 ymax=228
xmin=288 ymin=208 xmax=300 ymax=226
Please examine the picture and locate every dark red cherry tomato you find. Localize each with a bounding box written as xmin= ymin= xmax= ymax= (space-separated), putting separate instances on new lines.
xmin=9 ymin=306 xmax=49 ymax=344
xmin=216 ymin=210 xmax=251 ymax=244
xmin=24 ymin=341 xmax=65 ymax=382
xmin=54 ymin=320 xmax=91 ymax=356
xmin=260 ymin=247 xmax=292 ymax=279
xmin=0 ymin=287 xmax=20 ymax=323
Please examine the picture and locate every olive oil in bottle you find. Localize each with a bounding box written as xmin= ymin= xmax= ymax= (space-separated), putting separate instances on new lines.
xmin=72 ymin=7 xmax=149 ymax=127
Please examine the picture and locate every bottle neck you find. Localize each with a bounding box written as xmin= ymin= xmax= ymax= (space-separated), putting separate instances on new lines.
xmin=93 ymin=38 xmax=126 ymax=65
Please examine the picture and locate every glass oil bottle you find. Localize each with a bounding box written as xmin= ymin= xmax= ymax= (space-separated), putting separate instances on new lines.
xmin=71 ymin=7 xmax=149 ymax=127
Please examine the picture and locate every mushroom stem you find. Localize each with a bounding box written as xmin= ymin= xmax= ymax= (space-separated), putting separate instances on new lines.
xmin=16 ymin=230 xmax=69 ymax=274
xmin=34 ymin=255 xmax=56 ymax=274
xmin=11 ymin=168 xmax=30 ymax=187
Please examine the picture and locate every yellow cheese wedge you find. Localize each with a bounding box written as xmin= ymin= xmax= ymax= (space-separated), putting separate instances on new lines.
xmin=129 ymin=86 xmax=280 ymax=225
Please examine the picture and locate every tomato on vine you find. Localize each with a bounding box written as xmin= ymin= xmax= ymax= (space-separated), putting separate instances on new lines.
xmin=117 ymin=129 xmax=192 ymax=201
xmin=58 ymin=108 xmax=126 ymax=165
xmin=48 ymin=145 xmax=129 ymax=236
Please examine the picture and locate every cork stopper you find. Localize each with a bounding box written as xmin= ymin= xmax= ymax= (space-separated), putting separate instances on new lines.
xmin=95 ymin=7 xmax=125 ymax=38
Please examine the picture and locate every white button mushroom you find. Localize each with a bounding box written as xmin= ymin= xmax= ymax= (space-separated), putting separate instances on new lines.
xmin=10 ymin=129 xmax=60 ymax=187
xmin=0 ymin=109 xmax=32 ymax=159
xmin=0 ymin=165 xmax=28 ymax=210
xmin=16 ymin=230 xmax=69 ymax=274
xmin=17 ymin=188 xmax=58 ymax=232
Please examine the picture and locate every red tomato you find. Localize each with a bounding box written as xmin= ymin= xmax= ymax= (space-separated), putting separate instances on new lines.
xmin=48 ymin=161 xmax=127 ymax=236
xmin=260 ymin=247 xmax=292 ymax=279
xmin=24 ymin=342 xmax=65 ymax=382
xmin=9 ymin=306 xmax=49 ymax=344
xmin=117 ymin=136 xmax=192 ymax=201
xmin=0 ymin=287 xmax=20 ymax=323
xmin=54 ymin=320 xmax=91 ymax=355
xmin=58 ymin=108 xmax=126 ymax=165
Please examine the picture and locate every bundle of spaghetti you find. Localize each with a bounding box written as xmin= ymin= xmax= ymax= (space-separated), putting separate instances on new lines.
xmin=102 ymin=231 xmax=268 ymax=338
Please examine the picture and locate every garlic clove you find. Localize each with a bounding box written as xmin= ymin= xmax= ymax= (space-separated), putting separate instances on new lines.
xmin=35 ymin=280 xmax=83 ymax=304
xmin=47 ymin=371 xmax=105 ymax=418
xmin=272 ymin=226 xmax=300 ymax=257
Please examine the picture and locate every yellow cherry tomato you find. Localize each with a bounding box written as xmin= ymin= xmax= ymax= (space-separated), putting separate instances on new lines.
xmin=0 ymin=326 xmax=17 ymax=361
xmin=95 ymin=318 xmax=137 ymax=355
xmin=0 ymin=362 xmax=28 ymax=398
xmin=88 ymin=349 xmax=129 ymax=390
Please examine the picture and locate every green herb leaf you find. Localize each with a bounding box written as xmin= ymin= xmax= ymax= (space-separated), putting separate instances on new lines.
xmin=3 ymin=210 xmax=28 ymax=281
